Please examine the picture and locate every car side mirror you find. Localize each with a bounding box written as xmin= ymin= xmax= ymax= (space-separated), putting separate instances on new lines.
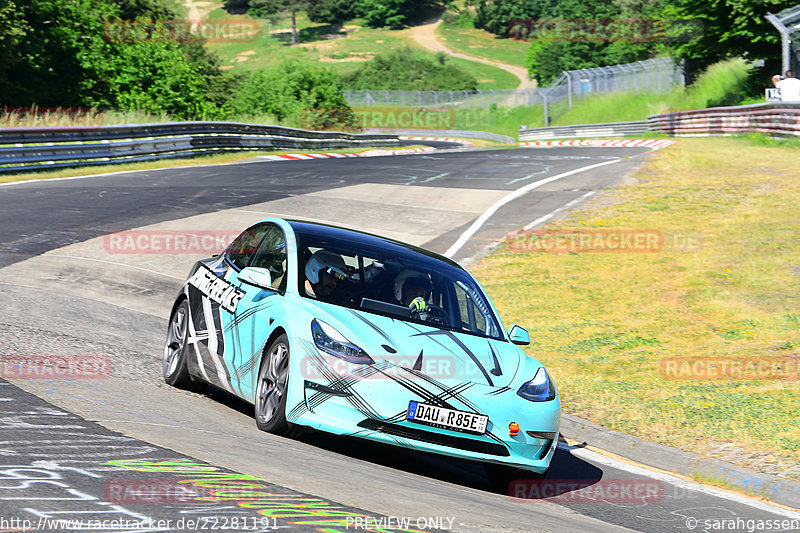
xmin=239 ymin=267 xmax=273 ymax=289
xmin=508 ymin=324 xmax=530 ymax=345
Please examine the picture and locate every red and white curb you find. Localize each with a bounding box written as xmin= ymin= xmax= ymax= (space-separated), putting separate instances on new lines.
xmin=399 ymin=136 xmax=474 ymax=147
xmin=256 ymin=146 xmax=437 ymax=162
xmin=519 ymin=139 xmax=676 ymax=149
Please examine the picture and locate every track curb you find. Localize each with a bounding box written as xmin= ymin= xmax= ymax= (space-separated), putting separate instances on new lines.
xmin=560 ymin=413 xmax=800 ymax=509
xmin=519 ymin=139 xmax=676 ymax=149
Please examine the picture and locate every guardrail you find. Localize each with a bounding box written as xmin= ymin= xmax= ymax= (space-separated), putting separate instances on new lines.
xmin=0 ymin=122 xmax=401 ymax=173
xmin=519 ymin=120 xmax=650 ymax=141
xmin=650 ymin=102 xmax=800 ymax=136
xmin=365 ymin=128 xmax=515 ymax=144
xmin=519 ymin=102 xmax=800 ymax=140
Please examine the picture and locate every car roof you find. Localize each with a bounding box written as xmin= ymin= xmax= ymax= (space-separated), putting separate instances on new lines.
xmin=284 ymin=219 xmax=463 ymax=271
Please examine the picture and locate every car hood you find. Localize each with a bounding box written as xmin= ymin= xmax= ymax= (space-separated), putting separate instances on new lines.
xmin=308 ymin=303 xmax=525 ymax=388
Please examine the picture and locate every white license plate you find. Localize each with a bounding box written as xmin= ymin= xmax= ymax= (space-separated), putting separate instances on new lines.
xmin=406 ymin=401 xmax=488 ymax=435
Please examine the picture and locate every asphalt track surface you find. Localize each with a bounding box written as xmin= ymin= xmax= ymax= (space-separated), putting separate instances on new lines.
xmin=0 ymin=147 xmax=798 ymax=533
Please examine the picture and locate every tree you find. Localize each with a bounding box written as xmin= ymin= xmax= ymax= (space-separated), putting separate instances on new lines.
xmin=249 ymin=0 xmax=310 ymax=44
xmin=0 ymin=0 xmax=229 ymax=118
xmin=663 ymin=0 xmax=799 ymax=79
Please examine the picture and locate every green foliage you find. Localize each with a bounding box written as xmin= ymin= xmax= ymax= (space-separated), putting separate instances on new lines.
xmin=441 ymin=8 xmax=476 ymax=29
xmin=548 ymin=58 xmax=757 ymax=127
xmin=674 ymin=57 xmax=755 ymax=108
xmin=663 ymin=0 xmax=799 ymax=77
xmin=359 ymin=0 xmax=435 ymax=28
xmin=343 ymin=47 xmax=479 ymax=90
xmin=231 ymin=60 xmax=355 ymax=128
xmin=521 ymin=0 xmax=667 ymax=85
xmin=472 ymin=0 xmax=559 ymax=36
xmin=307 ymin=0 xmax=359 ymax=24
xmin=0 ymin=0 xmax=230 ymax=119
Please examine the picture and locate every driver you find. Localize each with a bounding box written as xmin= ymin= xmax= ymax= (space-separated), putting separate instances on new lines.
xmin=305 ymin=250 xmax=348 ymax=302
xmin=394 ymin=270 xmax=432 ymax=311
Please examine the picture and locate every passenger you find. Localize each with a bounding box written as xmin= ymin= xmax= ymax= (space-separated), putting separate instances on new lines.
xmin=304 ymin=250 xmax=348 ymax=302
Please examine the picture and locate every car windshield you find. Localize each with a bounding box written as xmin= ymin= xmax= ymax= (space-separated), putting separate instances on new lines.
xmin=295 ymin=230 xmax=504 ymax=340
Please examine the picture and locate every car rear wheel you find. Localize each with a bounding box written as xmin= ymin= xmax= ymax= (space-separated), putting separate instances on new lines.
xmin=163 ymin=300 xmax=204 ymax=391
xmin=255 ymin=334 xmax=294 ymax=435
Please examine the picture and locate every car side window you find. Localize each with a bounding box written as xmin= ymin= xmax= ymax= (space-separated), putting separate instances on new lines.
xmin=249 ymin=225 xmax=288 ymax=291
xmin=226 ymin=224 xmax=270 ymax=270
xmin=453 ymin=282 xmax=490 ymax=336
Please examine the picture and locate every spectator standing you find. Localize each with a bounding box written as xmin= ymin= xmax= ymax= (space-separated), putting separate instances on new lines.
xmin=780 ymin=71 xmax=800 ymax=102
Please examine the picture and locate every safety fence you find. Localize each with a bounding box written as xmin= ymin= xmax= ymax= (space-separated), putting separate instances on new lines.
xmin=345 ymin=57 xmax=682 ymax=115
xmin=0 ymin=122 xmax=400 ymax=173
xmin=519 ymin=102 xmax=800 ymax=140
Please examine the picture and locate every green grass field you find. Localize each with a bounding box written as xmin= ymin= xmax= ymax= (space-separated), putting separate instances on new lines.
xmin=436 ymin=20 xmax=529 ymax=69
xmin=471 ymin=136 xmax=800 ymax=477
xmin=202 ymin=5 xmax=519 ymax=89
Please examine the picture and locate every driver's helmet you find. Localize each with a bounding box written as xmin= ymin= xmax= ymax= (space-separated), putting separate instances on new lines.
xmin=305 ymin=250 xmax=348 ymax=284
xmin=394 ymin=269 xmax=432 ymax=302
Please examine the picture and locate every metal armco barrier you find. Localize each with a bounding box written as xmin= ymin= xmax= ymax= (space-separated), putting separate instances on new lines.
xmin=519 ymin=121 xmax=650 ymax=141
xmin=519 ymin=102 xmax=800 ymax=140
xmin=649 ymin=102 xmax=800 ymax=136
xmin=0 ymin=121 xmax=401 ymax=173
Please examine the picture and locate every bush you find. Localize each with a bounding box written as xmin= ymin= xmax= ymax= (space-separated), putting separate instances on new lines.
xmin=231 ymin=60 xmax=355 ymax=129
xmin=343 ymin=48 xmax=479 ymax=90
xmin=676 ymin=58 xmax=756 ymax=109
xmin=441 ymin=10 xmax=475 ymax=29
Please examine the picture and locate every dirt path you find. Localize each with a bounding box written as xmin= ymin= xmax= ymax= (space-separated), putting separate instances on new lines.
xmin=184 ymin=0 xmax=215 ymax=22
xmin=409 ymin=19 xmax=537 ymax=90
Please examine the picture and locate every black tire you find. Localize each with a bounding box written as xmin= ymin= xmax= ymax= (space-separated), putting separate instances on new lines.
xmin=255 ymin=334 xmax=294 ymax=435
xmin=163 ymin=300 xmax=203 ymax=391
xmin=484 ymin=464 xmax=548 ymax=493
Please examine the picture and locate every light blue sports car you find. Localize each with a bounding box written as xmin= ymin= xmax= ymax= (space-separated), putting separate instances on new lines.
xmin=163 ymin=217 xmax=560 ymax=479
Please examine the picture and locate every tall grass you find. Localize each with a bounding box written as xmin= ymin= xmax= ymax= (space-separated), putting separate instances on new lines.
xmin=551 ymin=58 xmax=756 ymax=127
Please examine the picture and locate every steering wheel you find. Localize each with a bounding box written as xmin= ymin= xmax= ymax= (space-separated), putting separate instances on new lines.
xmin=412 ymin=304 xmax=448 ymax=326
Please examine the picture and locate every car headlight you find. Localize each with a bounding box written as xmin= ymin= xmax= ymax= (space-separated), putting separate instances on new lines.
xmin=311 ymin=319 xmax=373 ymax=365
xmin=517 ymin=367 xmax=556 ymax=402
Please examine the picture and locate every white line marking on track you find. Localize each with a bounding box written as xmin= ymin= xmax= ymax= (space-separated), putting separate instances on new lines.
xmin=46 ymin=255 xmax=184 ymax=279
xmin=443 ymin=159 xmax=623 ymax=258
xmin=523 ymin=190 xmax=596 ymax=231
xmin=556 ymin=442 xmax=800 ymax=518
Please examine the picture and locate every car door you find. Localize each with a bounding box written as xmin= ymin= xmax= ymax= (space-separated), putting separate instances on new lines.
xmin=186 ymin=224 xmax=269 ymax=395
xmin=228 ymin=224 xmax=289 ymax=402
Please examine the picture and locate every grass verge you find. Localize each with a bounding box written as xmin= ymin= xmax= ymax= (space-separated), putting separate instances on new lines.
xmin=472 ymin=136 xmax=800 ymax=478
